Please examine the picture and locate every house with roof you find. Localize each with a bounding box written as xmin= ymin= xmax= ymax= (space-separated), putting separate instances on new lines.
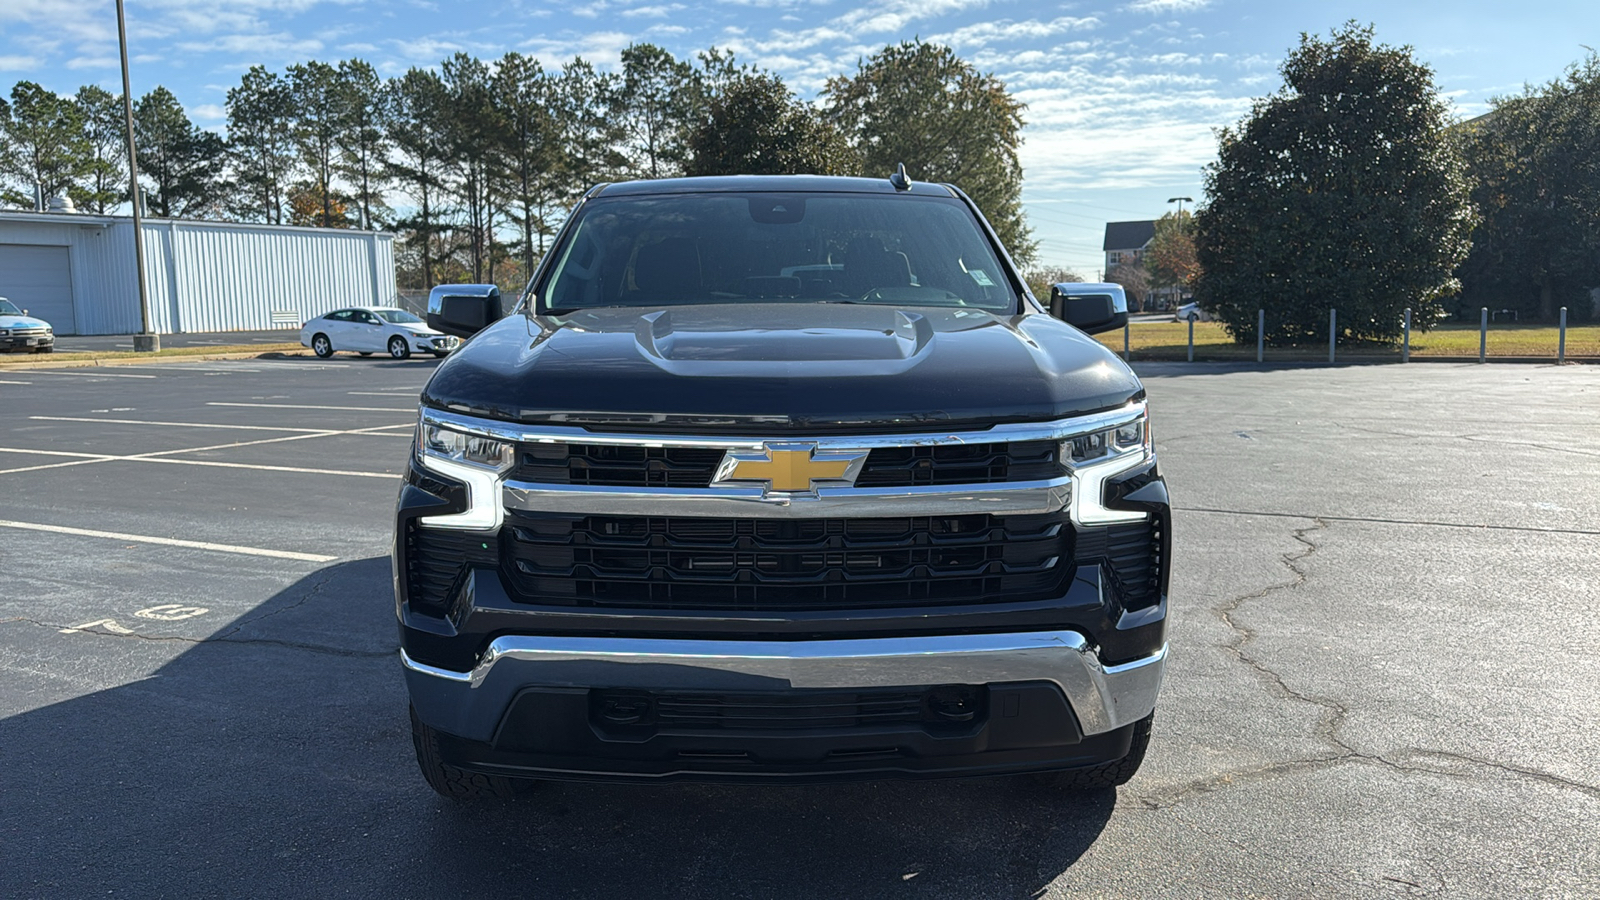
xmin=1102 ymin=220 xmax=1156 ymax=275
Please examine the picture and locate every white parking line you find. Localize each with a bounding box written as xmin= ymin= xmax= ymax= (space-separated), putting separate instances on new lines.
xmin=0 ymin=423 xmax=414 ymax=476
xmin=29 ymin=370 xmax=156 ymax=379
xmin=208 ymin=401 xmax=416 ymax=413
xmin=30 ymin=415 xmax=412 ymax=434
xmin=0 ymin=379 xmax=31 ymax=384
xmin=0 ymin=519 xmax=336 ymax=562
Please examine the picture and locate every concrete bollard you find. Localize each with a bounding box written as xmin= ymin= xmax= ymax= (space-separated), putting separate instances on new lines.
xmin=1480 ymin=308 xmax=1488 ymax=363
xmin=1402 ymin=308 xmax=1411 ymax=363
xmin=1328 ymin=308 xmax=1336 ymax=363
xmin=1257 ymin=309 xmax=1264 ymax=363
xmin=1187 ymin=316 xmax=1194 ymax=362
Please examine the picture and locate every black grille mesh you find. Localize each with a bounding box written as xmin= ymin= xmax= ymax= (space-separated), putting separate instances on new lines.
xmin=504 ymin=511 xmax=1071 ymax=610
xmin=403 ymin=520 xmax=498 ymax=615
xmin=1074 ymin=519 xmax=1162 ymax=610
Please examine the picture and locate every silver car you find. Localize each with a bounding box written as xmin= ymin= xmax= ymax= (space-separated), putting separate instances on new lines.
xmin=0 ymin=297 xmax=55 ymax=353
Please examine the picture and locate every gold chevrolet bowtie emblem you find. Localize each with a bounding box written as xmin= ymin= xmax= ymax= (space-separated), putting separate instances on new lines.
xmin=715 ymin=444 xmax=867 ymax=493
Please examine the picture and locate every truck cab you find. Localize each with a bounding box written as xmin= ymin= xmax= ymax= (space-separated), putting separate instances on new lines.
xmin=395 ymin=174 xmax=1170 ymax=796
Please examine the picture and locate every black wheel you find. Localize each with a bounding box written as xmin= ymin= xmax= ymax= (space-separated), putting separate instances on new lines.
xmin=388 ymin=336 xmax=411 ymax=359
xmin=1031 ymin=713 xmax=1153 ymax=790
xmin=410 ymin=707 xmax=530 ymax=800
xmin=1186 ymin=312 xmax=1199 ymax=323
xmin=311 ymin=333 xmax=334 ymax=358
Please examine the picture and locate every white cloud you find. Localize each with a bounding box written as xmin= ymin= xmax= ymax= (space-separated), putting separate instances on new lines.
xmin=622 ymin=4 xmax=687 ymax=17
xmin=0 ymin=54 xmax=41 ymax=71
xmin=928 ymin=16 xmax=1100 ymax=50
xmin=1124 ymin=0 xmax=1210 ymax=13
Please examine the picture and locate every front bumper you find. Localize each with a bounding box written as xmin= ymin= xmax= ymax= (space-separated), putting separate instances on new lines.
xmin=416 ymin=335 xmax=458 ymax=353
xmin=0 ymin=334 xmax=52 ymax=351
xmin=403 ymin=631 xmax=1165 ymax=781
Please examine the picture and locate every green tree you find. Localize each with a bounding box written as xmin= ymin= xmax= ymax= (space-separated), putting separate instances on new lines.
xmin=0 ymin=81 xmax=89 ymax=209
xmin=441 ymin=53 xmax=499 ymax=282
xmin=227 ymin=66 xmax=298 ymax=224
xmin=1457 ymin=53 xmax=1600 ymax=320
xmin=134 ymin=87 xmax=227 ymax=218
xmin=335 ymin=59 xmax=390 ymax=231
xmin=386 ymin=68 xmax=453 ymax=289
xmin=686 ymin=71 xmax=854 ymax=176
xmin=288 ymin=61 xmax=345 ymax=227
xmin=492 ymin=52 xmax=561 ymax=276
xmin=1194 ymin=23 xmax=1476 ymax=345
xmin=550 ymin=58 xmax=626 ymax=197
xmin=617 ymin=43 xmax=695 ymax=179
xmin=75 ymin=85 xmax=126 ymax=214
xmin=824 ymin=41 xmax=1035 ymax=264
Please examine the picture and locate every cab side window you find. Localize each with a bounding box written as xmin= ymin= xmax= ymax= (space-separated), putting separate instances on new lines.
xmin=327 ymin=310 xmax=354 ymax=322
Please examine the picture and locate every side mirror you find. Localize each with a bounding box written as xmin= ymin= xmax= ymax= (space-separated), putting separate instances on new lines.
xmin=427 ymin=285 xmax=503 ymax=338
xmin=1052 ymin=285 xmax=1128 ymax=335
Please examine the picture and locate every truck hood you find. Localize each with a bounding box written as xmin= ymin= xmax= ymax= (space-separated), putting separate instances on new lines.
xmin=422 ymin=303 xmax=1142 ymax=432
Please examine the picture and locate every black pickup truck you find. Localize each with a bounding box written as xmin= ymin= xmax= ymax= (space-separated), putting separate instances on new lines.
xmin=396 ymin=174 xmax=1170 ymax=797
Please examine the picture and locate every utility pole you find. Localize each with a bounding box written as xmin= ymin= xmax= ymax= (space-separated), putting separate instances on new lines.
xmin=117 ymin=0 xmax=159 ymax=352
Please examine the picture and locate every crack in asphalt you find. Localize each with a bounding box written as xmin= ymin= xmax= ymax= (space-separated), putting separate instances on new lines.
xmin=3 ymin=614 xmax=392 ymax=660
xmin=1134 ymin=516 xmax=1600 ymax=808
xmin=1178 ymin=506 xmax=1600 ymax=537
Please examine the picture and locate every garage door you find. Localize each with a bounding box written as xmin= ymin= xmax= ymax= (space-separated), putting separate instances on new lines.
xmin=0 ymin=244 xmax=75 ymax=334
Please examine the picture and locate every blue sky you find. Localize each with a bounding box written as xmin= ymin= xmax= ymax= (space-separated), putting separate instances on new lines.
xmin=1 ymin=0 xmax=1592 ymax=276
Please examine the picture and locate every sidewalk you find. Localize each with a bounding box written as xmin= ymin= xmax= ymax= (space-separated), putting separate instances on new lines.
xmin=53 ymin=329 xmax=303 ymax=353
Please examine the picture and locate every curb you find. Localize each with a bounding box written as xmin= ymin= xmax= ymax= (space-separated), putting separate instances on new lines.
xmin=0 ymin=348 xmax=312 ymax=371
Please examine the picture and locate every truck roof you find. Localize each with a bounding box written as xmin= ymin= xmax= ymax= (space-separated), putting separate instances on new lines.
xmin=590 ymin=174 xmax=959 ymax=198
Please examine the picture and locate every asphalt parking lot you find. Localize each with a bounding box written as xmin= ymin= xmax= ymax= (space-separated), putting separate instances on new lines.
xmin=1 ymin=357 xmax=1596 ymax=898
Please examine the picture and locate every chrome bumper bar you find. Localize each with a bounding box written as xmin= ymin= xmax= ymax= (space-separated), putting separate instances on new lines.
xmin=402 ymin=631 xmax=1166 ymax=744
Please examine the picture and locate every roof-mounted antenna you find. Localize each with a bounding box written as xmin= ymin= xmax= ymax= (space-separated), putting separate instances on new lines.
xmin=889 ymin=162 xmax=912 ymax=191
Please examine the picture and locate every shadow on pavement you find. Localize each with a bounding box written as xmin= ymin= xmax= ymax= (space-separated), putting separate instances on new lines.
xmin=0 ymin=557 xmax=1115 ymax=898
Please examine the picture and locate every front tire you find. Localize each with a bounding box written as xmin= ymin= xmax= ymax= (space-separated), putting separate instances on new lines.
xmin=388 ymin=336 xmax=411 ymax=359
xmin=1186 ymin=313 xmax=1199 ymax=323
xmin=410 ymin=707 xmax=530 ymax=800
xmin=311 ymin=333 xmax=334 ymax=358
xmin=1031 ymin=712 xmax=1153 ymax=791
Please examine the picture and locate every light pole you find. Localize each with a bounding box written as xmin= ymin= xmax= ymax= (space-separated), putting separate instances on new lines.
xmin=1164 ymin=196 xmax=1190 ymax=307
xmin=116 ymin=0 xmax=158 ymax=352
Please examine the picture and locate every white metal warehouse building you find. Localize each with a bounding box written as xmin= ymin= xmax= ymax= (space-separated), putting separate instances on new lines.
xmin=0 ymin=210 xmax=396 ymax=335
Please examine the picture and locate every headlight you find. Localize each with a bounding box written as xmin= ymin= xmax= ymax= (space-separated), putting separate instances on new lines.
xmin=1063 ymin=414 xmax=1148 ymax=466
xmin=1063 ymin=406 xmax=1152 ymax=526
xmin=416 ymin=423 xmax=513 ymax=531
xmin=421 ymin=424 xmax=512 ymax=470
xmin=0 ymin=329 xmax=10 ymax=336
xmin=410 ymin=331 xmax=432 ymax=338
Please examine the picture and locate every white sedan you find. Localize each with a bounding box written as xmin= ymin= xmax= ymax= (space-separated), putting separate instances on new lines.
xmin=299 ymin=307 xmax=459 ymax=359
xmin=1174 ymin=302 xmax=1213 ymax=323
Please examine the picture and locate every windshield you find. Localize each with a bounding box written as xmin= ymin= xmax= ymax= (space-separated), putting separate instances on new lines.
xmin=374 ymin=309 xmax=423 ymax=324
xmin=0 ymin=299 xmax=21 ymax=316
xmin=539 ymin=192 xmax=1018 ymax=313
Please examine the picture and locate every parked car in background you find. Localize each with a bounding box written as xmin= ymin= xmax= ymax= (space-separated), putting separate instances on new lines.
xmin=299 ymin=307 xmax=459 ymax=359
xmin=1174 ymin=302 xmax=1212 ymax=323
xmin=0 ymin=297 xmax=54 ymax=353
